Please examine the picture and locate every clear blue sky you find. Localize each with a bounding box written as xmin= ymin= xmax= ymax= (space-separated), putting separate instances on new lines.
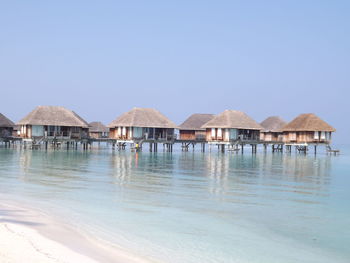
xmin=0 ymin=1 xmax=349 ymax=144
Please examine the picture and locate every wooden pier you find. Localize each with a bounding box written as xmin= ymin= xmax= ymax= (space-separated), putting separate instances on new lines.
xmin=0 ymin=135 xmax=339 ymax=155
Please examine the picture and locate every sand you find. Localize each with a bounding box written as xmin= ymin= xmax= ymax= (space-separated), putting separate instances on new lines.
xmin=0 ymin=202 xmax=152 ymax=263
xmin=0 ymin=221 xmax=99 ymax=263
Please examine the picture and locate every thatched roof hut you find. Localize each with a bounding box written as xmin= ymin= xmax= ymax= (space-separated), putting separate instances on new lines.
xmin=89 ymin=122 xmax=109 ymax=133
xmin=17 ymin=106 xmax=89 ymax=128
xmin=201 ymin=110 xmax=262 ymax=130
xmin=260 ymin=116 xmax=287 ymax=133
xmin=282 ymin=113 xmax=335 ymax=132
xmin=179 ymin=114 xmax=215 ymax=131
xmin=108 ymin=108 xmax=177 ymax=128
xmin=0 ymin=113 xmax=14 ymax=128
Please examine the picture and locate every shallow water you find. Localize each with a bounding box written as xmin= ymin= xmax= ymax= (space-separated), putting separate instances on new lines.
xmin=0 ymin=146 xmax=349 ymax=263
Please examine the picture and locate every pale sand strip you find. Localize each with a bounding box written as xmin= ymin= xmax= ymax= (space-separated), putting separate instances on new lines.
xmin=0 ymin=202 xmax=154 ymax=263
xmin=0 ymin=221 xmax=98 ymax=263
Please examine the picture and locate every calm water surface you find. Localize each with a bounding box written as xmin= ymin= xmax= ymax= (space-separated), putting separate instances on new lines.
xmin=0 ymin=146 xmax=349 ymax=263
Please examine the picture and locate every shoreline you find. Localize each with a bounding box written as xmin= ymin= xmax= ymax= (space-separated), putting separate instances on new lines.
xmin=0 ymin=201 xmax=153 ymax=263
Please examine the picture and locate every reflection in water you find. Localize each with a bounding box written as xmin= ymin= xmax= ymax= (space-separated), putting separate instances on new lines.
xmin=6 ymin=148 xmax=334 ymax=211
xmin=106 ymin=150 xmax=334 ymax=206
xmin=18 ymin=150 xmax=93 ymax=190
xmin=0 ymin=148 xmax=348 ymax=263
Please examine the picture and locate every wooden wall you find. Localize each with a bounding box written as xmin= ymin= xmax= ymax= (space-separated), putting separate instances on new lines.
xmin=89 ymin=132 xmax=102 ymax=139
xmin=260 ymin=132 xmax=283 ymax=142
xmin=179 ymin=130 xmax=206 ymax=141
xmin=283 ymin=131 xmax=332 ymax=143
xmin=179 ymin=130 xmax=196 ymax=140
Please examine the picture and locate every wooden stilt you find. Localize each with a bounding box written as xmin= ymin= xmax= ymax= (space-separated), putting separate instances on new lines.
xmin=251 ymin=144 xmax=257 ymax=154
xmin=220 ymin=144 xmax=223 ymax=153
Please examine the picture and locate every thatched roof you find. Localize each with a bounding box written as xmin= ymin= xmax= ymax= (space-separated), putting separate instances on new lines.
xmin=282 ymin=113 xmax=335 ymax=132
xmin=17 ymin=106 xmax=89 ymax=128
xmin=0 ymin=113 xmax=14 ymax=128
xmin=260 ymin=116 xmax=287 ymax=133
xmin=179 ymin=114 xmax=215 ymax=131
xmin=108 ymin=108 xmax=178 ymax=128
xmin=201 ymin=110 xmax=262 ymax=130
xmin=89 ymin=122 xmax=109 ymax=133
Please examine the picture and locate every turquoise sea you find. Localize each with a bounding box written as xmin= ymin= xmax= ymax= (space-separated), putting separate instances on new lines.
xmin=0 ymin=145 xmax=349 ymax=263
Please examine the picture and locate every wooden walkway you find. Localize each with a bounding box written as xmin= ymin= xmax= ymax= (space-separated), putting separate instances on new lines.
xmin=0 ymin=136 xmax=339 ymax=155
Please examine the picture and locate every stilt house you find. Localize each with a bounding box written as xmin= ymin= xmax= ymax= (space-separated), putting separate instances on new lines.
xmin=89 ymin=122 xmax=109 ymax=138
xmin=108 ymin=108 xmax=177 ymax=141
xmin=17 ymin=106 xmax=89 ymax=139
xmin=282 ymin=113 xmax=335 ymax=144
xmin=178 ymin=114 xmax=215 ymax=141
xmin=0 ymin=113 xmax=15 ymax=138
xmin=260 ymin=116 xmax=286 ymax=142
xmin=201 ymin=110 xmax=262 ymax=142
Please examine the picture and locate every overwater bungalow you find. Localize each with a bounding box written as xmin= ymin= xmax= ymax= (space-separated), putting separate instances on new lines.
xmin=201 ymin=110 xmax=262 ymax=143
xmin=282 ymin=113 xmax=335 ymax=144
xmin=88 ymin=122 xmax=109 ymax=139
xmin=260 ymin=116 xmax=287 ymax=142
xmin=17 ymin=106 xmax=89 ymax=139
xmin=178 ymin=114 xmax=215 ymax=141
xmin=108 ymin=108 xmax=177 ymax=142
xmin=0 ymin=113 xmax=15 ymax=138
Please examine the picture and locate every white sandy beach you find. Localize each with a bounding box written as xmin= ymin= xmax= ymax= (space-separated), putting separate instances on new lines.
xmin=0 ymin=202 xmax=151 ymax=263
xmin=0 ymin=221 xmax=98 ymax=263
